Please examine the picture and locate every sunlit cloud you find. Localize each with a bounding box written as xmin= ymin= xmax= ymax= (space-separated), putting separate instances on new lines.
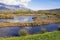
xmin=0 ymin=0 xmax=31 ymax=7
xmin=20 ymin=0 xmax=31 ymax=7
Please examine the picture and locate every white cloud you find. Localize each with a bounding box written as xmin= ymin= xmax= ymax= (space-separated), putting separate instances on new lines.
xmin=0 ymin=0 xmax=31 ymax=7
xmin=0 ymin=0 xmax=18 ymax=5
xmin=20 ymin=0 xmax=31 ymax=7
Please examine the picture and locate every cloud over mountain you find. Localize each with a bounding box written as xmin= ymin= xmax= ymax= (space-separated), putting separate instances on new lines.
xmin=0 ymin=0 xmax=31 ymax=7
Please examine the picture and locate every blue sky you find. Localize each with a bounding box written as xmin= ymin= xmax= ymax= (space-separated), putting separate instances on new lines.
xmin=28 ymin=0 xmax=60 ymax=10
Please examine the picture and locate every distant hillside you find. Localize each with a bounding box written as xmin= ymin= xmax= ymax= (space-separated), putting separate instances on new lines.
xmin=49 ymin=8 xmax=60 ymax=11
xmin=47 ymin=8 xmax=60 ymax=13
xmin=37 ymin=8 xmax=60 ymax=18
xmin=38 ymin=8 xmax=60 ymax=13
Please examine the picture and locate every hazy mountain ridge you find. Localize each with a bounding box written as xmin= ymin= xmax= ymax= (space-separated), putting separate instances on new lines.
xmin=38 ymin=8 xmax=60 ymax=13
xmin=0 ymin=3 xmax=28 ymax=11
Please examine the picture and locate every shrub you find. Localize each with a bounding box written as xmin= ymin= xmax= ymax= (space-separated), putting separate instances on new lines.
xmin=57 ymin=26 xmax=60 ymax=31
xmin=41 ymin=28 xmax=47 ymax=34
xmin=19 ymin=29 xmax=29 ymax=36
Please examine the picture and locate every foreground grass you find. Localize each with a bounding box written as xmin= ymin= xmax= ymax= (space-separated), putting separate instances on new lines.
xmin=0 ymin=31 xmax=60 ymax=40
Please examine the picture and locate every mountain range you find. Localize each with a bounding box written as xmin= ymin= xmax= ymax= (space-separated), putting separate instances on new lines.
xmin=0 ymin=3 xmax=28 ymax=11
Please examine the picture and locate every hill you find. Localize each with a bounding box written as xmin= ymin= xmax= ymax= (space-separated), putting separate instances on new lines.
xmin=37 ymin=8 xmax=60 ymax=18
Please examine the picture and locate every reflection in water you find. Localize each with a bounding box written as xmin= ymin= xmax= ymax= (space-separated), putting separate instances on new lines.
xmin=0 ymin=24 xmax=59 ymax=37
xmin=0 ymin=16 xmax=59 ymax=37
xmin=0 ymin=16 xmax=48 ymax=22
xmin=0 ymin=16 xmax=33 ymax=22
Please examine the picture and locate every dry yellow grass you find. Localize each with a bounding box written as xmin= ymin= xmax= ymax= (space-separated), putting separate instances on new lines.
xmin=0 ymin=19 xmax=60 ymax=28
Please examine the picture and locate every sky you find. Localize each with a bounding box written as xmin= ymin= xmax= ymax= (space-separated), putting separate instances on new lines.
xmin=28 ymin=0 xmax=60 ymax=10
xmin=0 ymin=0 xmax=60 ymax=10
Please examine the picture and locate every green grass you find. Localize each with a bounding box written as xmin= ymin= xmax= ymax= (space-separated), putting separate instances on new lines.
xmin=0 ymin=31 xmax=60 ymax=40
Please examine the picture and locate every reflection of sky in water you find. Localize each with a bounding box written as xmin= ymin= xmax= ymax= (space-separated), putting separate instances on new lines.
xmin=13 ymin=16 xmax=33 ymax=22
xmin=0 ymin=24 xmax=59 ymax=37
xmin=0 ymin=16 xmax=33 ymax=22
xmin=0 ymin=16 xmax=48 ymax=22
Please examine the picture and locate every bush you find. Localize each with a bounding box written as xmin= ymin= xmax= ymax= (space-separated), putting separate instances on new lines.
xmin=57 ymin=26 xmax=60 ymax=31
xmin=19 ymin=29 xmax=29 ymax=36
xmin=41 ymin=28 xmax=47 ymax=34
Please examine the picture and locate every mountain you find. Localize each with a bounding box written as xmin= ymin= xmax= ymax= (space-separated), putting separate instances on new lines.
xmin=48 ymin=8 xmax=60 ymax=11
xmin=0 ymin=3 xmax=28 ymax=11
xmin=38 ymin=8 xmax=60 ymax=13
xmin=49 ymin=8 xmax=60 ymax=13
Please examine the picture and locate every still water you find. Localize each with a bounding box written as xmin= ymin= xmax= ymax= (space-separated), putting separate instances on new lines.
xmin=0 ymin=16 xmax=59 ymax=37
xmin=0 ymin=16 xmax=48 ymax=22
xmin=0 ymin=24 xmax=59 ymax=37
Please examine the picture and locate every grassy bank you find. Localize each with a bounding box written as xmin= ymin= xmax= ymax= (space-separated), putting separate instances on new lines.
xmin=0 ymin=31 xmax=60 ymax=40
xmin=0 ymin=20 xmax=60 ymax=28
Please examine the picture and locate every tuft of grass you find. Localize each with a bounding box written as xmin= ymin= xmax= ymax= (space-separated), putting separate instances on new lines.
xmin=0 ymin=31 xmax=60 ymax=40
xmin=19 ymin=29 xmax=29 ymax=36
